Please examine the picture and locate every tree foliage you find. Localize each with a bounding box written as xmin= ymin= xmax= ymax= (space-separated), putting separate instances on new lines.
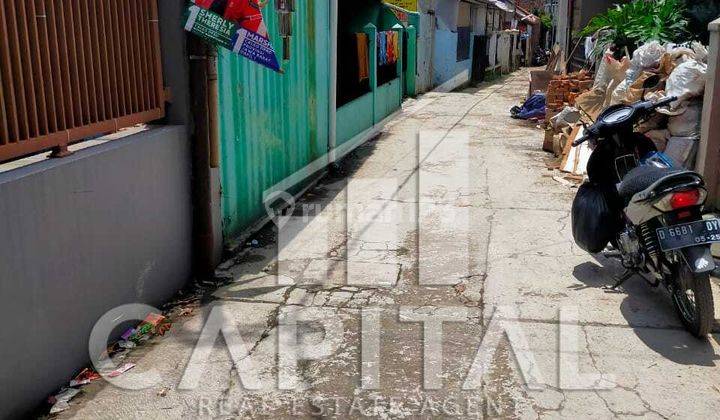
xmin=580 ymin=0 xmax=688 ymax=56
xmin=538 ymin=12 xmax=553 ymax=30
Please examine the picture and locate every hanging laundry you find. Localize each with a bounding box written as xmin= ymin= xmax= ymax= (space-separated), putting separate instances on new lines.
xmin=380 ymin=31 xmax=398 ymax=66
xmin=386 ymin=32 xmax=394 ymax=64
xmin=357 ymin=33 xmax=369 ymax=82
xmin=393 ymin=32 xmax=400 ymax=63
xmin=377 ymin=31 xmax=400 ymax=66
xmin=377 ymin=32 xmax=387 ymax=65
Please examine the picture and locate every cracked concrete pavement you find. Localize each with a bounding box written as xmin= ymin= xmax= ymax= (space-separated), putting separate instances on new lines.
xmin=61 ymin=69 xmax=720 ymax=419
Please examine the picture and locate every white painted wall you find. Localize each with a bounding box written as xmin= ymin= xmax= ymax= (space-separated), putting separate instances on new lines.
xmin=472 ymin=3 xmax=487 ymax=35
xmin=416 ymin=0 xmax=437 ymax=93
xmin=435 ymin=0 xmax=459 ymax=31
xmin=556 ymin=0 xmax=570 ymax=54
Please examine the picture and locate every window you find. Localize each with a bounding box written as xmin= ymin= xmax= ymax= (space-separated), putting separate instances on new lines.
xmin=457 ymin=27 xmax=471 ymax=61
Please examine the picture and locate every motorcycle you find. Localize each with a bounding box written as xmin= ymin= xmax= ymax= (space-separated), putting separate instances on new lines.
xmin=533 ymin=46 xmax=549 ymax=66
xmin=572 ymin=94 xmax=718 ymax=338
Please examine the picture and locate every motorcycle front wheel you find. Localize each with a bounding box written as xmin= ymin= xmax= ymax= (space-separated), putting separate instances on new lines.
xmin=671 ymin=265 xmax=715 ymax=338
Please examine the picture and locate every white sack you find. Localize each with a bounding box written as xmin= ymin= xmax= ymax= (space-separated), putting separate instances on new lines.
xmin=665 ymin=136 xmax=699 ymax=169
xmin=668 ymin=100 xmax=703 ymax=137
xmin=631 ymin=41 xmax=665 ymax=69
xmin=665 ymin=60 xmax=707 ymax=108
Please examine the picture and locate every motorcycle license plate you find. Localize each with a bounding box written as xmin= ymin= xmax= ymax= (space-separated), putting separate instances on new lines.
xmin=656 ymin=219 xmax=720 ymax=251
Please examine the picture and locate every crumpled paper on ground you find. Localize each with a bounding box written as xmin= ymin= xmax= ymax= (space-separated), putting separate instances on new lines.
xmin=49 ymin=388 xmax=81 ymax=414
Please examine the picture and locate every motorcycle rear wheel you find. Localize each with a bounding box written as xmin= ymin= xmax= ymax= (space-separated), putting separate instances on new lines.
xmin=671 ymin=265 xmax=715 ymax=338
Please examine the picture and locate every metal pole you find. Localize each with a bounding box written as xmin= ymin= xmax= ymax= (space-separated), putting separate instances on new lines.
xmin=207 ymin=47 xmax=219 ymax=169
xmin=329 ymin=0 xmax=338 ymax=164
xmin=189 ymin=36 xmax=216 ymax=280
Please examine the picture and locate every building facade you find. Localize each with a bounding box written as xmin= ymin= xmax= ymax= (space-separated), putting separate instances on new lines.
xmin=414 ymin=0 xmax=533 ymax=92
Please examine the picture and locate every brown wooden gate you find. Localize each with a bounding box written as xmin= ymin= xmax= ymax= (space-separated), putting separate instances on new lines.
xmin=0 ymin=0 xmax=165 ymax=163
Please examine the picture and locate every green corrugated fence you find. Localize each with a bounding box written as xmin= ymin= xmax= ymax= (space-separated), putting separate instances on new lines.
xmin=217 ymin=0 xmax=331 ymax=238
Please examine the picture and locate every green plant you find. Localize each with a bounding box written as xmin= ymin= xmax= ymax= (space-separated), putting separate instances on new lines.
xmin=580 ymin=0 xmax=689 ymax=57
xmin=538 ymin=12 xmax=553 ymax=30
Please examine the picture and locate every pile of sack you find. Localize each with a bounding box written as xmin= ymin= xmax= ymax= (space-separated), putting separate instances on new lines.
xmin=574 ymin=40 xmax=709 ymax=168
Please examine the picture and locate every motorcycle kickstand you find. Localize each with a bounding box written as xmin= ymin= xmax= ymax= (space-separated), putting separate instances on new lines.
xmin=610 ymin=269 xmax=636 ymax=290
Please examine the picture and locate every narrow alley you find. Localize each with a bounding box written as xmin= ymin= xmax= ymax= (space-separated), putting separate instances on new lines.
xmin=58 ymin=69 xmax=720 ymax=419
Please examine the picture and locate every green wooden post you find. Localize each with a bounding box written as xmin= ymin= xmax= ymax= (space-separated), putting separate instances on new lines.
xmin=405 ymin=25 xmax=417 ymax=97
xmin=392 ymin=24 xmax=404 ymax=105
xmin=364 ymin=23 xmax=377 ymax=124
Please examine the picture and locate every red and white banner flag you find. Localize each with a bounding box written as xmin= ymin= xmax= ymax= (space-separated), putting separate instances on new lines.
xmin=193 ymin=0 xmax=269 ymax=38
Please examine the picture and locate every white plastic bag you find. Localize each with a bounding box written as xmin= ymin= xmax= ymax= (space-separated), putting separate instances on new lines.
xmin=611 ymin=79 xmax=633 ymax=105
xmin=631 ymin=41 xmax=665 ymax=69
xmin=609 ymin=42 xmax=664 ymax=105
xmin=665 ymin=60 xmax=707 ymax=108
xmin=692 ymin=41 xmax=708 ymax=63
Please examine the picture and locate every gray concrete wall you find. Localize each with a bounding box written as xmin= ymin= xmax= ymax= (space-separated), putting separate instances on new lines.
xmin=160 ymin=0 xmax=192 ymax=126
xmin=0 ymin=127 xmax=192 ymax=418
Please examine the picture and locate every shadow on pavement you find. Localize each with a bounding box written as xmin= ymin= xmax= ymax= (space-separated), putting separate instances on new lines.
xmin=572 ymin=257 xmax=720 ymax=367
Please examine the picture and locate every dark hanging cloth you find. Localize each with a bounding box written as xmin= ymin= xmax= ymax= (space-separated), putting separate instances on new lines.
xmin=357 ymin=33 xmax=369 ymax=82
xmin=338 ymin=34 xmax=369 ymax=106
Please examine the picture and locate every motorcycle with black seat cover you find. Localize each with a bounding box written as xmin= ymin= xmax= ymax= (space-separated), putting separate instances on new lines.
xmin=572 ymin=95 xmax=717 ymax=338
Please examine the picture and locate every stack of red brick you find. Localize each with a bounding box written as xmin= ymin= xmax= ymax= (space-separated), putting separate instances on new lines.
xmin=545 ymin=71 xmax=594 ymax=118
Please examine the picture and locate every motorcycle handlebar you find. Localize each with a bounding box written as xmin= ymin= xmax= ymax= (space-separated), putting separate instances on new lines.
xmin=570 ymin=96 xmax=678 ymax=148
xmin=572 ymin=135 xmax=589 ymax=147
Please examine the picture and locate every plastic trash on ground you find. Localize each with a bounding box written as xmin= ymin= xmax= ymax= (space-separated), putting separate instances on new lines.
xmin=510 ymin=93 xmax=546 ymax=120
xmin=48 ymin=388 xmax=81 ymax=414
xmin=107 ymin=362 xmax=136 ymax=378
xmin=69 ymin=368 xmax=101 ymax=387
